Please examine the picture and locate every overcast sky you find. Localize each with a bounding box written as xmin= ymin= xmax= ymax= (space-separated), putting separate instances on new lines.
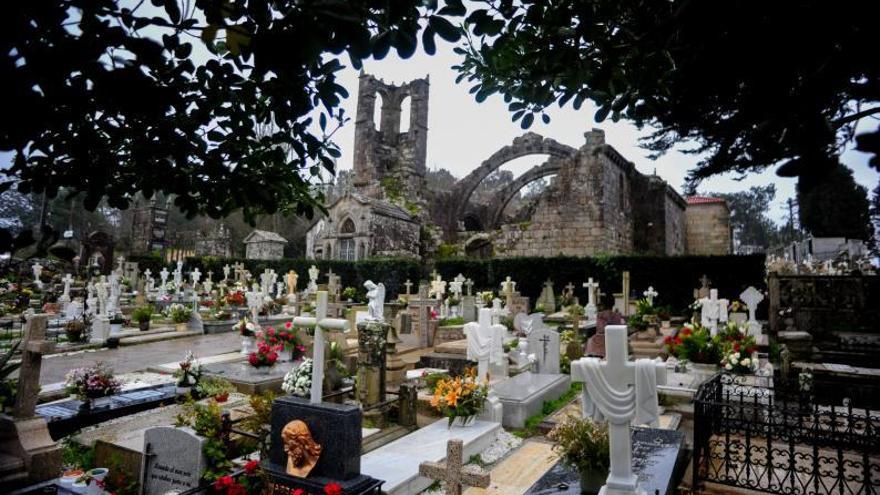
xmin=331 ymin=42 xmax=878 ymax=224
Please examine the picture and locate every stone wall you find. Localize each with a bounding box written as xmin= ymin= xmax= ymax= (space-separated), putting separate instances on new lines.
xmin=245 ymin=241 xmax=284 ymax=260
xmin=493 ymin=131 xmax=636 ymax=257
xmin=631 ymin=175 xmax=686 ymax=255
xmin=685 ymin=202 xmax=731 ymax=255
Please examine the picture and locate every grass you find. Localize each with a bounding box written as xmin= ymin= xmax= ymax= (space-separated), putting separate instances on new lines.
xmin=512 ymin=382 xmax=583 ymax=439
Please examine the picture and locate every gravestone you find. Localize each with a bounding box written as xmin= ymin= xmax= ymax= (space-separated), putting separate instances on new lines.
xmin=409 ymin=283 xmax=439 ymax=348
xmin=142 ymin=426 xmax=206 ymax=495
xmin=419 ymin=439 xmax=490 ymax=495
xmin=527 ymin=320 xmax=560 ymax=375
xmin=537 ymin=279 xmax=556 ymax=313
xmin=740 ymin=286 xmax=765 ymax=338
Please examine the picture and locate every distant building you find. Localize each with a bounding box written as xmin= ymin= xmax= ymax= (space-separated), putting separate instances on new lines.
xmin=243 ymin=229 xmax=287 ymax=260
xmin=685 ymin=196 xmax=732 ymax=255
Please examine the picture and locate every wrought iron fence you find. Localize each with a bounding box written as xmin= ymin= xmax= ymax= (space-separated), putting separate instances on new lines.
xmin=693 ymin=373 xmax=880 ymax=495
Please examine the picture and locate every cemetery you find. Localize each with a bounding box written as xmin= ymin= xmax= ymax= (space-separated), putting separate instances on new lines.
xmin=3 ymin=3 xmax=879 ymax=495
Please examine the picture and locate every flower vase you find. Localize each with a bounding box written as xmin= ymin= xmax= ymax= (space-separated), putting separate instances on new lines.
xmin=241 ymin=336 xmax=255 ymax=355
xmin=451 ymin=415 xmax=476 ymax=428
xmin=86 ymin=468 xmax=109 ymax=495
xmin=175 ymin=322 xmax=188 ymax=332
xmin=579 ymin=468 xmax=606 ymax=495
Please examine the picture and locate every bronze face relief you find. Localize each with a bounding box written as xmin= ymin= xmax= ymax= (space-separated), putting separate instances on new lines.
xmin=281 ymin=420 xmax=322 ymax=477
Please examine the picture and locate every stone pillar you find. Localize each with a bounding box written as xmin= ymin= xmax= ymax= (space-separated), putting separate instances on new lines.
xmin=356 ymin=321 xmax=390 ymax=407
xmin=397 ymin=381 xmax=418 ymax=428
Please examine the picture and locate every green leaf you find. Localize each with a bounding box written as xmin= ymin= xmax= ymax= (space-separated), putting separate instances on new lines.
xmin=520 ymin=113 xmax=534 ymax=129
xmin=422 ymin=26 xmax=437 ymax=55
xmin=430 ymin=16 xmax=461 ymax=42
xmin=594 ymin=105 xmax=611 ymax=122
xmin=164 ymin=0 xmax=181 ymax=24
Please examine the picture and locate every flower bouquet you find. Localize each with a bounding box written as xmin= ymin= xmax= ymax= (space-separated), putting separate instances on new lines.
xmin=275 ymin=322 xmax=307 ymax=361
xmin=226 ymin=290 xmax=246 ymax=307
xmin=663 ymin=323 xmax=721 ymax=365
xmin=430 ymin=367 xmax=489 ymax=427
xmin=282 ymin=358 xmax=313 ymax=397
xmin=248 ymin=342 xmax=278 ymax=374
xmin=167 ymin=303 xmax=192 ymax=331
xmin=173 ymin=351 xmax=202 ymax=388
xmin=65 ymin=363 xmax=122 ymax=408
xmin=234 ymin=318 xmax=258 ymax=337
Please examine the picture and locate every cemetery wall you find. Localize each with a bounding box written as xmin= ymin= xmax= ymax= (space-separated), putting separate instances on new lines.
xmin=437 ymin=254 xmax=766 ymax=313
xmin=685 ymin=201 xmax=732 ymax=255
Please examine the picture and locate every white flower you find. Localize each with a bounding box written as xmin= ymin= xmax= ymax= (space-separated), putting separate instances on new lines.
xmin=741 ymin=358 xmax=751 ymax=366
xmin=725 ymin=363 xmax=733 ymax=370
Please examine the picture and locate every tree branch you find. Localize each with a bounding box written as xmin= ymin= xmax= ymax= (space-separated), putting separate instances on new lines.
xmin=833 ymin=107 xmax=880 ymax=128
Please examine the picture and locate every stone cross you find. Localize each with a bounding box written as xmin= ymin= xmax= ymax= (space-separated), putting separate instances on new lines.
xmin=223 ymin=264 xmax=230 ymax=281
xmin=583 ymin=278 xmax=599 ymax=313
xmin=292 ymin=291 xmax=349 ymax=403
xmin=32 ymin=262 xmax=43 ymax=288
xmin=404 ymin=279 xmax=413 ymax=297
xmin=740 ymin=286 xmax=764 ymax=337
xmin=464 ymin=308 xmax=505 ymax=381
xmin=643 ymin=286 xmax=658 ymax=305
xmin=571 ymin=326 xmax=666 ymax=495
xmin=430 ymin=269 xmax=440 ymax=281
xmin=61 ymin=274 xmax=74 ymax=298
xmin=143 ymin=268 xmax=152 ymax=283
xmin=419 ymin=439 xmax=490 ymax=495
xmin=190 ymin=267 xmax=201 ymax=287
xmin=429 ymin=275 xmax=446 ymax=300
xmin=449 ymin=279 xmax=463 ymax=298
xmin=464 ymin=278 xmax=474 ymax=296
xmin=409 ymin=284 xmax=437 ymax=348
xmin=14 ymin=314 xmax=55 ymax=418
xmin=246 ymin=285 xmax=263 ymax=322
xmin=700 ymin=289 xmax=728 ymax=335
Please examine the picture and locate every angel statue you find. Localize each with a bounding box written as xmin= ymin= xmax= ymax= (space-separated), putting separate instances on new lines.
xmin=364 ymin=280 xmax=386 ymax=323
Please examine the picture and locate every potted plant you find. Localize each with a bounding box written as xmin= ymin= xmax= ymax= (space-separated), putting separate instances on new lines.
xmin=548 ymin=415 xmax=610 ymax=495
xmin=132 ymin=305 xmax=153 ymax=331
xmin=271 ymin=323 xmax=306 ymax=362
xmin=65 ymin=363 xmax=122 ymax=411
xmin=196 ymin=376 xmax=235 ymax=403
xmin=342 ymin=286 xmax=358 ymax=302
xmin=108 ymin=314 xmax=125 ymax=334
xmin=248 ymin=341 xmax=279 ymax=375
xmin=173 ymin=351 xmax=202 ymax=394
xmin=235 ymin=318 xmax=258 ymax=354
xmin=167 ymin=304 xmax=192 ymax=332
xmin=65 ymin=319 xmax=87 ymax=342
xmin=430 ymin=367 xmax=489 ymax=428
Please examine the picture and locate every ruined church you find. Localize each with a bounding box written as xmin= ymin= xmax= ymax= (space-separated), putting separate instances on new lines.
xmin=305 ymin=73 xmax=727 ymax=260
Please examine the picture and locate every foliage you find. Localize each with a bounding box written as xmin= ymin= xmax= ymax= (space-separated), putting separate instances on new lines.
xmin=712 ymin=185 xmax=785 ymax=250
xmin=513 ymin=382 xmax=582 ymax=438
xmin=131 ymin=305 xmax=154 ymax=323
xmin=436 ymin=243 xmax=461 ymax=259
xmin=342 ymin=286 xmax=359 ymax=301
xmin=65 ymin=362 xmax=122 ymax=399
xmin=0 ymin=340 xmax=21 ymax=411
xmin=797 ymin=163 xmax=874 ymax=241
xmin=430 ymin=367 xmax=489 ymax=427
xmin=234 ymin=317 xmax=258 ymax=337
xmin=662 ymin=323 xmax=721 ymax=365
xmin=238 ymin=391 xmax=276 ymax=440
xmin=282 ymin=358 xmax=312 ymax=397
xmin=422 ymin=372 xmax=448 ymax=394
xmin=453 ymin=0 xmax=880 ymax=191
xmin=166 ymin=303 xmax=192 ymax=324
xmin=438 ymin=254 xmax=766 ymax=317
xmin=439 ymin=316 xmax=464 ymax=326
xmin=627 ymin=298 xmax=659 ymax=331
xmin=60 ymin=437 xmax=96 ymax=470
xmin=175 ymin=399 xmax=231 ymax=483
xmin=548 ymin=416 xmax=611 ymax=473
xmin=95 ymin=454 xmax=139 ymax=495
xmin=196 ymin=377 xmax=235 ymax=400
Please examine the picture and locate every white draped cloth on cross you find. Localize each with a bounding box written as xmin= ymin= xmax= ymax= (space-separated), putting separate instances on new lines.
xmin=571 ymin=325 xmax=666 ymax=495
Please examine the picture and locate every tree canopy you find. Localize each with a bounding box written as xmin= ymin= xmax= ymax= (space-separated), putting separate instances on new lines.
xmin=4 ymin=0 xmax=877 ymax=254
xmin=797 ymin=163 xmax=873 ymax=241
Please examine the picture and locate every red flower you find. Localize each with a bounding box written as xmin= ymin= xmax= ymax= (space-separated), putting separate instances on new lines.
xmin=213 ymin=475 xmax=234 ymax=491
xmin=227 ymin=483 xmax=247 ymax=495
xmin=733 ymin=343 xmax=740 ymax=351
xmin=680 ymin=327 xmax=692 ymax=337
xmin=293 ymin=490 xmax=305 ymax=495
xmin=285 ymin=322 xmax=292 ymax=330
xmin=673 ymin=337 xmax=682 ymax=345
xmin=267 ymin=328 xmax=276 ymax=336
xmin=324 ymin=482 xmax=343 ymax=495
xmin=244 ymin=459 xmax=259 ymax=475
xmin=248 ymin=353 xmax=259 ymax=366
xmin=270 ymin=337 xmax=278 ymax=344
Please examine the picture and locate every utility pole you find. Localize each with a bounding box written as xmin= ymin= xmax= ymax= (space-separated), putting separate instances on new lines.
xmin=787 ymin=198 xmax=796 ymax=240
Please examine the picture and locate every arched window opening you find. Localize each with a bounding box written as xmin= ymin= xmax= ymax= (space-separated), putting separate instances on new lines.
xmin=373 ymin=93 xmax=383 ymax=131
xmin=399 ymin=95 xmax=412 ymax=133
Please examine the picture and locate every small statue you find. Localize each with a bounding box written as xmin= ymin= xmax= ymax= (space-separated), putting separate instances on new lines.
xmin=364 ymin=280 xmax=386 ymax=323
xmin=282 ymin=420 xmax=322 ymax=477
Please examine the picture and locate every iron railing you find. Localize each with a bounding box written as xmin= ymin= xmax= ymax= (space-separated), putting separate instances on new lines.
xmin=693 ymin=373 xmax=880 ymax=495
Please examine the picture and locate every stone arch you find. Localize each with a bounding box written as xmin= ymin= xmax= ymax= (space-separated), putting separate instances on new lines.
xmin=464 ymin=233 xmax=493 ymax=259
xmin=450 ymin=133 xmax=576 ymax=220
xmin=340 ymin=217 xmax=356 ymax=234
xmin=489 ymin=159 xmax=563 ymax=228
xmin=373 ymin=93 xmax=383 ymax=131
xmin=399 ymin=95 xmax=411 ymax=133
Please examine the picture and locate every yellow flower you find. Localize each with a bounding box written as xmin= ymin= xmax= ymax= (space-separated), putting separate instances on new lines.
xmin=445 ymin=389 xmax=459 ymax=407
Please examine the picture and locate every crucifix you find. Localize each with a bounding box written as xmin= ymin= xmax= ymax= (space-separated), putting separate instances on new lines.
xmin=419 ymin=439 xmax=490 ymax=495
xmin=643 ymin=286 xmax=658 ymax=305
xmin=292 ymin=291 xmax=349 ymax=403
xmin=571 ymin=326 xmax=666 ymax=495
xmin=583 ymin=278 xmax=599 ymax=307
xmin=464 ymin=278 xmax=474 ymax=296
xmin=539 ymin=333 xmax=552 ymax=366
xmin=403 ymin=279 xmax=413 ymax=298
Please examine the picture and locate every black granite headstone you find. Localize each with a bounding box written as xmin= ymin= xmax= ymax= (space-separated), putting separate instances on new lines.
xmin=264 ymin=396 xmax=382 ymax=493
xmin=524 ymin=427 xmax=686 ymax=495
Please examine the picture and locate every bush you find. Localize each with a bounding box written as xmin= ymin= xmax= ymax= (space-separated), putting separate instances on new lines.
xmin=132 ymin=305 xmax=153 ymax=323
xmin=438 ymin=254 xmax=766 ymax=316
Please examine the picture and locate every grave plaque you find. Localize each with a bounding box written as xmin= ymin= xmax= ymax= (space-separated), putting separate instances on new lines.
xmin=527 ymin=324 xmax=560 ymax=375
xmin=143 ymin=426 xmax=206 ymax=495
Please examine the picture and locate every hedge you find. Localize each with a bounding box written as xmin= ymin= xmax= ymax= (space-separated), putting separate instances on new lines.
xmin=126 ymin=255 xmax=422 ymax=299
xmin=436 ymin=254 xmax=767 ymax=314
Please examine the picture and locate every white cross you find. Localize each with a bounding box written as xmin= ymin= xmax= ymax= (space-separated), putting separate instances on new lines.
xmin=61 ymin=274 xmax=74 ymax=297
xmin=191 ymin=267 xmax=202 ymax=286
xmin=700 ymin=289 xmax=728 ymax=335
xmin=292 ymin=291 xmax=349 ymax=403
xmin=223 ymin=264 xmax=230 ymax=281
xmin=571 ymin=326 xmax=666 ymax=495
xmin=582 ymin=278 xmax=599 ymax=307
xmin=500 ymin=276 xmax=515 ymax=295
xmin=739 ymin=286 xmax=764 ymax=323
xmin=404 ymin=279 xmax=413 ymax=296
xmin=643 ymin=286 xmax=658 ymax=305
xmin=463 ymin=308 xmax=505 ymax=381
